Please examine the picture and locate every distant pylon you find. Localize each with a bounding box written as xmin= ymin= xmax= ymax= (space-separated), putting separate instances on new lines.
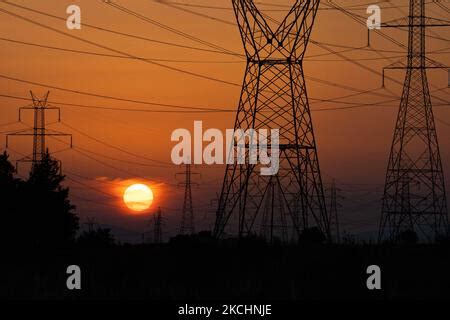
xmin=379 ymin=0 xmax=449 ymax=242
xmin=84 ymin=217 xmax=99 ymax=232
xmin=6 ymin=91 xmax=72 ymax=171
xmin=214 ymin=0 xmax=329 ymax=241
xmin=178 ymin=164 xmax=197 ymax=235
xmin=153 ymin=207 xmax=163 ymax=244
xmin=260 ymin=175 xmax=288 ymax=243
xmin=327 ymin=180 xmax=341 ymax=244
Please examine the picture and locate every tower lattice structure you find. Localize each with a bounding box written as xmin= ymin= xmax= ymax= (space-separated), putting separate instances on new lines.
xmin=328 ymin=179 xmax=341 ymax=244
xmin=179 ymin=164 xmax=196 ymax=235
xmin=379 ymin=0 xmax=449 ymax=241
xmin=214 ymin=0 xmax=329 ymax=241
xmin=6 ymin=91 xmax=72 ymax=171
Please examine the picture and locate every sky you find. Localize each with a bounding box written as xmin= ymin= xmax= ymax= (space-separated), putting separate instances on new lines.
xmin=0 ymin=0 xmax=449 ymax=242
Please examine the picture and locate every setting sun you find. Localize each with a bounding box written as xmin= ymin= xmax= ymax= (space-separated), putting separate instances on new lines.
xmin=123 ymin=184 xmax=154 ymax=212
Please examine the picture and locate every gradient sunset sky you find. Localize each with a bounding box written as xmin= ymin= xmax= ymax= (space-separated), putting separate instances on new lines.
xmin=0 ymin=0 xmax=449 ymax=241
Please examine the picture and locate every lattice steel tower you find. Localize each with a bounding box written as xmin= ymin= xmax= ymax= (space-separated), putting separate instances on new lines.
xmin=6 ymin=91 xmax=72 ymax=171
xmin=328 ymin=179 xmax=341 ymax=244
xmin=379 ymin=0 xmax=449 ymax=241
xmin=179 ymin=164 xmax=196 ymax=235
xmin=214 ymin=0 xmax=329 ymax=241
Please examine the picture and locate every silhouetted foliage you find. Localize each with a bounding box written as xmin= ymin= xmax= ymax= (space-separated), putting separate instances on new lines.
xmin=396 ymin=229 xmax=418 ymax=245
xmin=78 ymin=227 xmax=116 ymax=248
xmin=1 ymin=151 xmax=79 ymax=248
xmin=170 ymin=231 xmax=216 ymax=247
xmin=0 ymin=152 xmax=20 ymax=245
xmin=298 ymin=227 xmax=326 ymax=244
xmin=341 ymin=231 xmax=357 ymax=245
xmin=0 ymin=151 xmax=15 ymax=180
xmin=436 ymin=234 xmax=450 ymax=245
xmin=24 ymin=152 xmax=79 ymax=247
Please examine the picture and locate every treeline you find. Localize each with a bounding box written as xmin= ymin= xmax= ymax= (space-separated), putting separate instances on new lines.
xmin=0 ymin=151 xmax=114 ymax=249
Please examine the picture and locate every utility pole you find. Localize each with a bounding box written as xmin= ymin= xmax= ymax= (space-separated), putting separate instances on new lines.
xmin=379 ymin=0 xmax=449 ymax=242
xmin=214 ymin=0 xmax=329 ymax=241
xmin=6 ymin=91 xmax=72 ymax=172
xmin=177 ymin=164 xmax=198 ymax=235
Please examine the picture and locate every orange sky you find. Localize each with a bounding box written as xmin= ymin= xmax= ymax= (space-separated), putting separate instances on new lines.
xmin=0 ymin=0 xmax=449 ymax=241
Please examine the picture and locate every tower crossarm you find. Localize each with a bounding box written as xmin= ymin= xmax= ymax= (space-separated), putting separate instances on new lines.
xmin=232 ymin=0 xmax=320 ymax=61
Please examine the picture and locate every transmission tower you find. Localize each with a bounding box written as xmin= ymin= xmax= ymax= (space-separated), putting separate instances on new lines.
xmin=260 ymin=176 xmax=289 ymax=243
xmin=379 ymin=0 xmax=449 ymax=242
xmin=153 ymin=207 xmax=163 ymax=244
xmin=84 ymin=217 xmax=99 ymax=232
xmin=6 ymin=91 xmax=72 ymax=171
xmin=214 ymin=0 xmax=329 ymax=241
xmin=327 ymin=180 xmax=341 ymax=244
xmin=177 ymin=164 xmax=198 ymax=235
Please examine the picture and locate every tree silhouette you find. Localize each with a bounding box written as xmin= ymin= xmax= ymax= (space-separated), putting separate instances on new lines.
xmin=298 ymin=227 xmax=326 ymax=245
xmin=20 ymin=151 xmax=79 ymax=248
xmin=0 ymin=151 xmax=15 ymax=180
xmin=0 ymin=152 xmax=20 ymax=246
xmin=78 ymin=227 xmax=116 ymax=248
xmin=396 ymin=229 xmax=418 ymax=245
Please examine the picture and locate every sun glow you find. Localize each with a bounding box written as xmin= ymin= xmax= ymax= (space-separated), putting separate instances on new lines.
xmin=123 ymin=184 xmax=154 ymax=212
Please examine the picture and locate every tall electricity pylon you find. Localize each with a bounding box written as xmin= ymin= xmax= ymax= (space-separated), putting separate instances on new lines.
xmin=327 ymin=179 xmax=341 ymax=244
xmin=379 ymin=0 xmax=449 ymax=242
xmin=214 ymin=0 xmax=329 ymax=241
xmin=6 ymin=91 xmax=72 ymax=171
xmin=178 ymin=164 xmax=197 ymax=235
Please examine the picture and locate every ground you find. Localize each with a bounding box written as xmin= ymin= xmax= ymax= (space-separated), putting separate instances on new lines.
xmin=2 ymin=239 xmax=449 ymax=300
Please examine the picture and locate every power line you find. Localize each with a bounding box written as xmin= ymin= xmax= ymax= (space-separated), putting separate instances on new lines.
xmin=0 ymin=5 xmax=241 ymax=87
xmin=0 ymin=37 xmax=242 ymax=64
xmin=0 ymin=77 xmax=401 ymax=112
xmin=0 ymin=93 xmax=234 ymax=114
xmin=60 ymin=121 xmax=172 ymax=165
xmin=13 ymin=120 xmax=173 ymax=170
xmin=49 ymin=132 xmax=173 ymax=169
xmin=4 ymin=2 xmax=445 ymax=107
xmin=0 ymin=76 xmax=234 ymax=112
xmin=2 ymin=0 xmax=445 ymax=101
xmin=1 ymin=0 xmax=243 ymax=57
xmin=311 ymin=39 xmax=449 ymax=106
xmin=66 ymin=175 xmax=117 ymax=200
xmin=155 ymin=1 xmax=235 ymax=25
xmin=160 ymin=0 xmax=414 ymax=11
xmin=327 ymin=0 xmax=450 ymax=103
xmin=9 ymin=35 xmax=442 ymax=64
xmin=105 ymin=1 xmax=240 ymax=56
xmin=49 ymin=134 xmax=155 ymax=178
